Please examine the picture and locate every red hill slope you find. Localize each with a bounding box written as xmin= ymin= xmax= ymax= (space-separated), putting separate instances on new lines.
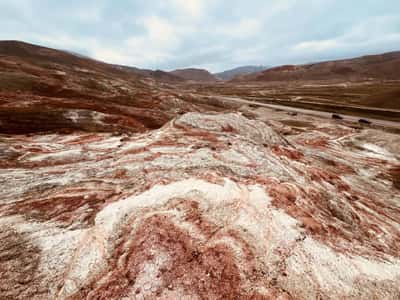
xmin=170 ymin=68 xmax=218 ymax=82
xmin=0 ymin=41 xmax=222 ymax=134
xmin=236 ymin=51 xmax=400 ymax=82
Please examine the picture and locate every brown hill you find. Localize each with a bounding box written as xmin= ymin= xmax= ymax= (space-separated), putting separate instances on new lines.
xmin=0 ymin=40 xmax=185 ymax=84
xmin=0 ymin=40 xmax=222 ymax=134
xmin=112 ymin=65 xmax=185 ymax=83
xmin=170 ymin=68 xmax=218 ymax=82
xmin=0 ymin=40 xmax=144 ymax=82
xmin=235 ymin=51 xmax=400 ymax=82
xmin=215 ymin=65 xmax=269 ymax=80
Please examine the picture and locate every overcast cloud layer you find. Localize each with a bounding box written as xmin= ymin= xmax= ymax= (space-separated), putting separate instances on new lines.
xmin=1 ymin=0 xmax=399 ymax=72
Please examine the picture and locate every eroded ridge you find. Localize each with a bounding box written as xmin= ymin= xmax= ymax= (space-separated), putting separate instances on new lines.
xmin=1 ymin=112 xmax=399 ymax=299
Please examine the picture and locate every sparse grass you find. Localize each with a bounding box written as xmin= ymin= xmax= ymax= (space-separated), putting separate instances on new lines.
xmin=0 ymin=72 xmax=38 ymax=91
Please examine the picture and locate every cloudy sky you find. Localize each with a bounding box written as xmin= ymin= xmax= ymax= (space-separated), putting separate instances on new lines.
xmin=1 ymin=0 xmax=399 ymax=72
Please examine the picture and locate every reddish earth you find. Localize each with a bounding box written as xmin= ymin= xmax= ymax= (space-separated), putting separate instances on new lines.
xmin=1 ymin=41 xmax=400 ymax=299
xmin=235 ymin=51 xmax=400 ymax=82
xmin=215 ymin=65 xmax=269 ymax=81
xmin=0 ymin=41 xmax=227 ymax=134
xmin=170 ymin=68 xmax=218 ymax=82
xmin=112 ymin=65 xmax=185 ymax=84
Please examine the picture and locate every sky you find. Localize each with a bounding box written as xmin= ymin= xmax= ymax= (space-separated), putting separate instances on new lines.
xmin=1 ymin=0 xmax=400 ymax=72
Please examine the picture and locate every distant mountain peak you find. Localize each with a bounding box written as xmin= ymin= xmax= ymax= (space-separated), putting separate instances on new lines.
xmin=215 ymin=65 xmax=269 ymax=80
xmin=170 ymin=68 xmax=218 ymax=82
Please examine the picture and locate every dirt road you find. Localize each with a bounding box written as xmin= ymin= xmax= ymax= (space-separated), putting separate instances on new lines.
xmin=212 ymin=95 xmax=400 ymax=129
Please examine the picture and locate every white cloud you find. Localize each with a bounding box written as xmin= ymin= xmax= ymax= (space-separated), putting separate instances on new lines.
xmin=33 ymin=34 xmax=93 ymax=50
xmin=75 ymin=8 xmax=103 ymax=23
xmin=292 ymin=39 xmax=340 ymax=52
xmin=1 ymin=0 xmax=399 ymax=71
xmin=82 ymin=15 xmax=185 ymax=67
xmin=236 ymin=19 xmax=262 ymax=37
xmin=140 ymin=16 xmax=180 ymax=48
xmin=217 ymin=19 xmax=262 ymax=39
xmin=262 ymin=0 xmax=298 ymax=17
xmin=121 ymin=16 xmax=182 ymax=65
xmin=170 ymin=0 xmax=205 ymax=19
xmin=91 ymin=47 xmax=132 ymax=65
xmin=19 ymin=33 xmax=133 ymax=66
xmin=291 ymin=15 xmax=400 ymax=56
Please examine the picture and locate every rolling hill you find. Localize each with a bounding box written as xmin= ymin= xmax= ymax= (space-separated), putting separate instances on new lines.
xmin=215 ymin=65 xmax=269 ymax=80
xmin=235 ymin=52 xmax=400 ymax=82
xmin=170 ymin=68 xmax=218 ymax=82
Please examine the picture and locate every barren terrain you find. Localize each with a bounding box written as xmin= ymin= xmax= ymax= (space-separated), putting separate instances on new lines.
xmin=1 ymin=41 xmax=400 ymax=299
xmin=187 ymin=80 xmax=400 ymax=122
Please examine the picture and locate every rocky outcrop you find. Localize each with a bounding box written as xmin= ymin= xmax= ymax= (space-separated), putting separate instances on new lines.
xmin=1 ymin=112 xmax=399 ymax=299
xmin=1 ymin=40 xmax=400 ymax=299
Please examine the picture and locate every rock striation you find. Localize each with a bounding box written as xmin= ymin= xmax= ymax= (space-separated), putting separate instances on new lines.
xmin=1 ymin=111 xmax=399 ymax=299
xmin=1 ymin=40 xmax=400 ymax=299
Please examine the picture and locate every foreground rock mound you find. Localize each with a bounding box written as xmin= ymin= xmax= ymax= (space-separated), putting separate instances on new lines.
xmin=1 ymin=112 xmax=400 ymax=299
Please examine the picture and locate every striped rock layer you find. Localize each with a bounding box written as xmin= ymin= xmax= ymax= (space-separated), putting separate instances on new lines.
xmin=0 ymin=112 xmax=399 ymax=299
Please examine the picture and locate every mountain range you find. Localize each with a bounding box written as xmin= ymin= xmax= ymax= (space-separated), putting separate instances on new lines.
xmin=235 ymin=52 xmax=400 ymax=82
xmin=169 ymin=68 xmax=217 ymax=82
xmin=215 ymin=65 xmax=269 ymax=80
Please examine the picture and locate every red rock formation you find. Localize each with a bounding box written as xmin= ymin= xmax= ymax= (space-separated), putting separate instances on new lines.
xmin=0 ymin=41 xmax=225 ymax=135
xmin=1 ymin=41 xmax=400 ymax=299
xmin=1 ymin=111 xmax=399 ymax=299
